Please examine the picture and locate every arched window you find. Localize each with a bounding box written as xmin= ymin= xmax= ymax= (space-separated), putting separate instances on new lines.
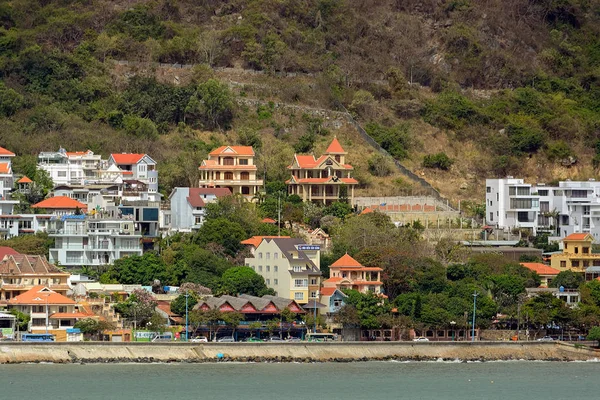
xmin=224 ymin=172 xmax=233 ymax=180
xmin=223 ymin=157 xmax=234 ymax=165
xmin=240 ymin=172 xmax=250 ymax=180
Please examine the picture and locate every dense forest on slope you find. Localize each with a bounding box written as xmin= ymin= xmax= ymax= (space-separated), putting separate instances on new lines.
xmin=1 ymin=0 xmax=599 ymax=200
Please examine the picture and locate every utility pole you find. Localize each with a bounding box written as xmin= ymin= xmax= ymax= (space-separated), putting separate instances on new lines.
xmin=472 ymin=292 xmax=478 ymax=342
xmin=185 ymin=292 xmax=189 ymax=342
xmin=278 ymin=192 xmax=281 ymax=237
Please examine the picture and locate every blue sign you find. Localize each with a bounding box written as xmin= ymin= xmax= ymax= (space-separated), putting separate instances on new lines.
xmin=66 ymin=328 xmax=81 ymax=333
xmin=298 ymin=245 xmax=320 ymax=250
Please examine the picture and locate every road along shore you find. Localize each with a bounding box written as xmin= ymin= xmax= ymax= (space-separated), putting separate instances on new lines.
xmin=0 ymin=341 xmax=598 ymax=364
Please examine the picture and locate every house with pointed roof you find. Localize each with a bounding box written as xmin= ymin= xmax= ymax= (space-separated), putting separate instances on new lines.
xmin=286 ymin=137 xmax=358 ymax=205
xmin=198 ymin=145 xmax=264 ymax=201
xmin=107 ymin=153 xmax=159 ymax=197
xmin=241 ymin=235 xmax=292 ymax=255
xmin=0 ymin=254 xmax=70 ymax=305
xmin=31 ymin=196 xmax=87 ymax=216
xmin=168 ymin=187 xmax=232 ymax=232
xmin=244 ymin=238 xmax=322 ymax=304
xmin=520 ymin=263 xmax=560 ymax=287
xmin=7 ymin=286 xmax=92 ymax=339
xmin=323 ymin=254 xmax=383 ymax=294
xmin=551 ymin=232 xmax=599 ymax=272
xmin=0 ymin=146 xmax=17 ymax=215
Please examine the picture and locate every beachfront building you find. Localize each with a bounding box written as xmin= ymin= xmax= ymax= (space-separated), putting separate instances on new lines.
xmin=0 ymin=213 xmax=54 ymax=239
xmin=48 ymin=215 xmax=143 ymax=268
xmin=286 ymin=137 xmax=358 ymax=205
xmin=520 ymin=263 xmax=561 ymax=287
xmin=168 ymin=187 xmax=231 ymax=232
xmin=323 ymin=254 xmax=383 ymax=294
xmin=0 ymin=254 xmax=70 ymax=306
xmin=37 ymin=148 xmax=102 ymax=186
xmin=550 ymin=233 xmax=600 ymax=272
xmin=485 ymin=178 xmax=600 ymax=239
xmin=31 ymin=196 xmax=87 ymax=216
xmin=244 ymin=238 xmax=321 ymax=304
xmin=198 ymin=146 xmax=263 ymax=201
xmin=7 ymin=286 xmax=92 ymax=340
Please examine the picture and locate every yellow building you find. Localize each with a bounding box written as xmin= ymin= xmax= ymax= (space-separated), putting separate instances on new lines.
xmin=550 ymin=233 xmax=600 ymax=272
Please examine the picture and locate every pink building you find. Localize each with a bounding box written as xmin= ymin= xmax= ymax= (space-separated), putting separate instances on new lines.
xmin=323 ymin=254 xmax=383 ymax=294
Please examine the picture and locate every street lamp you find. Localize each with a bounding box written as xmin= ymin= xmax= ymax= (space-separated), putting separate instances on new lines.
xmin=131 ymin=301 xmax=138 ymax=342
xmin=185 ymin=292 xmax=190 ymax=342
xmin=450 ymin=321 xmax=456 ymax=341
xmin=472 ymin=292 xmax=478 ymax=342
xmin=313 ymin=290 xmax=320 ymax=334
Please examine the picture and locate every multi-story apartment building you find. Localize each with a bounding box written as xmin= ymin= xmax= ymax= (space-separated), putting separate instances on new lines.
xmin=38 ymin=148 xmax=103 ymax=186
xmin=198 ymin=146 xmax=263 ymax=200
xmin=323 ymin=254 xmax=383 ymax=294
xmin=168 ymin=187 xmax=231 ymax=232
xmin=0 ymin=146 xmax=17 ymax=215
xmin=48 ymin=215 xmax=143 ymax=268
xmin=0 ymin=214 xmax=53 ymax=239
xmin=550 ymin=233 xmax=600 ymax=272
xmin=0 ymin=254 xmax=70 ymax=305
xmin=286 ymin=137 xmax=358 ymax=204
xmin=108 ymin=153 xmax=159 ymax=197
xmin=486 ymin=178 xmax=600 ymax=240
xmin=244 ymin=238 xmax=321 ymax=304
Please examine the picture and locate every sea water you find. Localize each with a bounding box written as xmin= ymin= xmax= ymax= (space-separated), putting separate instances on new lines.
xmin=1 ymin=361 xmax=599 ymax=399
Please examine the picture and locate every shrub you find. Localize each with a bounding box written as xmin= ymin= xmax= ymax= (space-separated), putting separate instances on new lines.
xmin=422 ymin=152 xmax=453 ymax=170
xmin=368 ymin=154 xmax=393 ymax=177
xmin=0 ymin=82 xmax=24 ymax=117
xmin=546 ymin=140 xmax=572 ymax=161
xmin=365 ymin=123 xmax=411 ymax=160
xmin=123 ymin=115 xmax=159 ymax=139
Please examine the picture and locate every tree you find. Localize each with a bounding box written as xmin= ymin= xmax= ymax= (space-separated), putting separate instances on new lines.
xmin=102 ymin=252 xmax=168 ymax=285
xmin=552 ymin=270 xmax=584 ymax=289
xmin=280 ymin=307 xmax=297 ymax=338
xmin=219 ymin=267 xmax=275 ymax=296
xmin=343 ymin=290 xmax=392 ymax=329
xmin=114 ymin=289 xmax=157 ymax=327
xmin=170 ymin=292 xmax=199 ymax=316
xmin=195 ymin=218 xmax=247 ymax=256
xmin=587 ymin=326 xmax=600 ymax=347
xmin=191 ymin=308 xmax=226 ymax=341
xmin=248 ymin=321 xmax=262 ymax=338
xmin=188 ymin=79 xmax=234 ymax=130
xmin=9 ymin=309 xmax=30 ymax=331
xmin=223 ymin=311 xmax=244 ymax=337
xmin=0 ymin=81 xmax=24 ymax=117
xmin=74 ymin=318 xmax=115 ymax=340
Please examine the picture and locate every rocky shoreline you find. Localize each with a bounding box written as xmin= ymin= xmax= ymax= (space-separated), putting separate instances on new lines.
xmin=0 ymin=342 xmax=598 ymax=364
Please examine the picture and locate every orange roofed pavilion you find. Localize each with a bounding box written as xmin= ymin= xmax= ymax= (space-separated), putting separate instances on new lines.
xmin=286 ymin=137 xmax=358 ymax=205
xmin=323 ymin=254 xmax=383 ymax=294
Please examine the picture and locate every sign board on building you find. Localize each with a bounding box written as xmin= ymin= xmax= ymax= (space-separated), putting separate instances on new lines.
xmin=297 ymin=245 xmax=320 ymax=251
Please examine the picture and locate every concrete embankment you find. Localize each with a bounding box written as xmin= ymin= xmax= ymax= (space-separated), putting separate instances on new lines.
xmin=0 ymin=342 xmax=598 ymax=364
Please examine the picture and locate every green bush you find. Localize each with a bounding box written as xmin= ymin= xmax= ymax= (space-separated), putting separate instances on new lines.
xmin=368 ymin=154 xmax=393 ymax=177
xmin=546 ymin=140 xmax=572 ymax=161
xmin=0 ymin=82 xmax=24 ymax=117
xmin=365 ymin=123 xmax=411 ymax=160
xmin=423 ymin=152 xmax=453 ymax=170
xmin=123 ymin=115 xmax=159 ymax=139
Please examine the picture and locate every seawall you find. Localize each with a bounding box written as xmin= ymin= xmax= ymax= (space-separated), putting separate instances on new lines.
xmin=0 ymin=342 xmax=598 ymax=364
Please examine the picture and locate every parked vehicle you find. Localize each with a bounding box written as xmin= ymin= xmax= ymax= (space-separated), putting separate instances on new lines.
xmin=21 ymin=334 xmax=55 ymax=342
xmin=243 ymin=337 xmax=263 ymax=342
xmin=268 ymin=336 xmax=284 ymax=341
xmin=286 ymin=337 xmax=302 ymax=342
xmin=305 ymin=333 xmax=338 ymax=342
xmin=152 ymin=333 xmax=174 ymax=342
xmin=537 ymin=336 xmax=554 ymax=342
xmin=412 ymin=337 xmax=430 ymax=342
xmin=216 ymin=336 xmax=236 ymax=342
xmin=190 ymin=336 xmax=208 ymax=343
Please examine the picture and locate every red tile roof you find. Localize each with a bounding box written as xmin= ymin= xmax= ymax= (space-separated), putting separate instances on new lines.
xmin=209 ymin=146 xmax=255 ymax=156
xmin=50 ymin=312 xmax=90 ymax=319
xmin=563 ymin=233 xmax=592 ymax=241
xmin=261 ymin=218 xmax=277 ymax=224
xmin=0 ymin=246 xmax=20 ymax=260
xmin=0 ymin=162 xmax=10 ymax=174
xmin=8 ymin=286 xmax=75 ymax=305
xmin=286 ymin=177 xmax=358 ymax=184
xmin=360 ymin=207 xmax=374 ymax=215
xmin=0 ymin=146 xmax=15 ymax=156
xmin=17 ymin=176 xmax=33 ymax=183
xmin=66 ymin=150 xmax=92 ymax=157
xmin=241 ymin=236 xmax=291 ymax=248
xmin=111 ymin=153 xmax=145 ymax=164
xmin=520 ymin=263 xmax=561 ymax=276
xmin=32 ymin=196 xmax=87 ymax=210
xmin=320 ymin=287 xmax=339 ymax=296
xmin=325 ymin=137 xmax=346 ymax=154
xmin=330 ymin=254 xmax=364 ymax=268
xmin=323 ymin=277 xmax=343 ymax=283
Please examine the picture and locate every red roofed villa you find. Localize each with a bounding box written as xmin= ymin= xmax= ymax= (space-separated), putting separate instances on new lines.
xmin=520 ymin=262 xmax=560 ymax=287
xmin=287 ymin=137 xmax=358 ymax=204
xmin=323 ymin=254 xmax=383 ymax=294
xmin=32 ymin=196 xmax=87 ymax=216
xmin=198 ymin=145 xmax=264 ymax=201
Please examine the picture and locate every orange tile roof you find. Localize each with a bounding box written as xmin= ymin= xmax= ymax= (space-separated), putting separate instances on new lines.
xmin=9 ymin=286 xmax=76 ymax=305
xmin=563 ymin=233 xmax=592 ymax=241
xmin=17 ymin=176 xmax=33 ymax=183
xmin=360 ymin=207 xmax=374 ymax=215
xmin=0 ymin=146 xmax=15 ymax=156
xmin=325 ymin=137 xmax=346 ymax=154
xmin=66 ymin=150 xmax=92 ymax=157
xmin=241 ymin=235 xmax=290 ymax=248
xmin=50 ymin=312 xmax=90 ymax=319
xmin=331 ymin=254 xmax=364 ymax=268
xmin=339 ymin=267 xmax=383 ymax=272
xmin=111 ymin=153 xmax=145 ymax=164
xmin=520 ymin=263 xmax=560 ymax=276
xmin=323 ymin=277 xmax=343 ymax=283
xmin=320 ymin=287 xmax=339 ymax=296
xmin=209 ymin=146 xmax=255 ymax=156
xmin=261 ymin=218 xmax=277 ymax=224
xmin=0 ymin=162 xmax=10 ymax=174
xmin=286 ymin=177 xmax=358 ymax=184
xmin=32 ymin=196 xmax=87 ymax=210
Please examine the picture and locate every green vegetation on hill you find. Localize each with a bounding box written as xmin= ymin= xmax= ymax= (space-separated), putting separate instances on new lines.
xmin=0 ymin=0 xmax=599 ymax=200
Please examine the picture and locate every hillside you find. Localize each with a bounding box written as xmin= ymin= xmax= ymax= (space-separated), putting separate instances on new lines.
xmin=1 ymin=0 xmax=599 ymax=204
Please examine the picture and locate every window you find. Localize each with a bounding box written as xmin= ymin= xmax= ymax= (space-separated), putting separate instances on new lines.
xmin=583 ymin=247 xmax=590 ymax=254
xmin=266 ymin=252 xmax=270 ymax=259
xmin=274 ymin=266 xmax=278 ymax=272
xmin=486 ymin=187 xmax=491 ymax=193
xmin=294 ymin=279 xmax=308 ymax=287
xmin=258 ymin=252 xmax=263 ymax=259
xmin=293 ymin=266 xmax=302 ymax=272
xmin=224 ymin=172 xmax=233 ymax=180
xmin=575 ymin=247 xmax=579 ymax=254
xmin=294 ymin=292 xmax=304 ymax=301
xmin=239 ymin=159 xmax=249 ymax=165
xmin=572 ymin=190 xmax=587 ymax=198
xmin=240 ymin=172 xmax=250 ymax=180
xmin=571 ymin=260 xmax=580 ymax=267
xmin=310 ymin=278 xmax=317 ymax=285
xmin=274 ymin=279 xmax=278 ymax=285
xmin=57 ymin=171 xmax=67 ymax=177
xmin=266 ymin=266 xmax=270 ymax=272
xmin=266 ymin=279 xmax=270 ymax=285
xmin=223 ymin=157 xmax=234 ymax=165
xmin=274 ymin=253 xmax=278 ymax=259
xmin=59 ymin=306 xmax=67 ymax=313
xmin=310 ymin=291 xmax=317 ymax=298
xmin=489 ymin=212 xmax=493 ymax=222
xmin=510 ymin=198 xmax=532 ymax=209
xmin=538 ymin=190 xmax=548 ymax=196
xmin=259 ymin=266 xmax=263 ymax=272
